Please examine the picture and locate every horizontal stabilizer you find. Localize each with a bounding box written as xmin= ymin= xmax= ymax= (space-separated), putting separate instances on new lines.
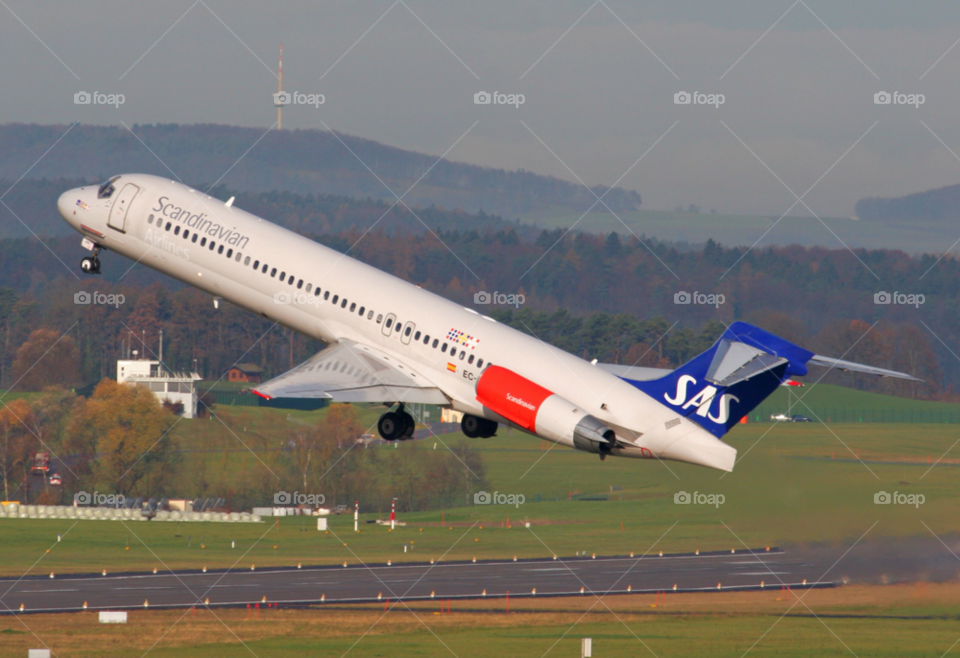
xmin=807 ymin=355 xmax=921 ymax=381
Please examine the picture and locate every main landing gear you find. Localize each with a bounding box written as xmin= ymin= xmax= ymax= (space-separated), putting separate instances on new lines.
xmin=81 ymin=244 xmax=102 ymax=274
xmin=377 ymin=403 xmax=415 ymax=442
xmin=461 ymin=414 xmax=498 ymax=439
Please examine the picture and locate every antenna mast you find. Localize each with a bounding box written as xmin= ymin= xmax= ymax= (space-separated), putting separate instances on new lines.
xmin=277 ymin=43 xmax=283 ymax=130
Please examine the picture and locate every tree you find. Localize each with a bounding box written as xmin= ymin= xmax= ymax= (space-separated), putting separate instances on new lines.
xmin=69 ymin=380 xmax=175 ymax=496
xmin=0 ymin=399 xmax=35 ymax=501
xmin=10 ymin=328 xmax=81 ymax=391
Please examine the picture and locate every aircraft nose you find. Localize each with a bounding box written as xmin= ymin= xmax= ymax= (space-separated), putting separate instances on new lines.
xmin=57 ymin=189 xmax=75 ymax=221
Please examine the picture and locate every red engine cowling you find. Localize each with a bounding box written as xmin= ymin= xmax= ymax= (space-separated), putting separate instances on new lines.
xmin=475 ymin=366 xmax=616 ymax=452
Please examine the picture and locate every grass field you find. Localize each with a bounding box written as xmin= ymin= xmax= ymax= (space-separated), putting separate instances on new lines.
xmin=1 ymin=584 xmax=957 ymax=657
xmin=1 ymin=417 xmax=956 ymax=577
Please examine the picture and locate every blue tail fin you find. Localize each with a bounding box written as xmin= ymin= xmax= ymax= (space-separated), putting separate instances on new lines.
xmin=625 ymin=322 xmax=814 ymax=438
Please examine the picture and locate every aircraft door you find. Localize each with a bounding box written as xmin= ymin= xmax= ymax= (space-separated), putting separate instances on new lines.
xmin=381 ymin=313 xmax=397 ymax=337
xmin=108 ymin=183 xmax=139 ymax=233
xmin=400 ymin=322 xmax=415 ymax=345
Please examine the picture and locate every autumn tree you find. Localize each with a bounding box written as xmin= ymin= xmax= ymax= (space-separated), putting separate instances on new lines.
xmin=68 ymin=379 xmax=176 ymax=496
xmin=0 ymin=399 xmax=35 ymax=500
xmin=10 ymin=328 xmax=81 ymax=391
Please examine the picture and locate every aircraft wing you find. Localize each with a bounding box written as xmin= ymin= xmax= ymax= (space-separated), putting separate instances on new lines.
xmin=251 ymin=340 xmax=451 ymax=404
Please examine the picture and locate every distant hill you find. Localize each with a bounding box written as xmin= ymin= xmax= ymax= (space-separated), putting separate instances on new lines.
xmin=855 ymin=182 xmax=960 ymax=221
xmin=0 ymin=123 xmax=641 ymax=218
xmin=0 ymin=177 xmax=535 ymax=241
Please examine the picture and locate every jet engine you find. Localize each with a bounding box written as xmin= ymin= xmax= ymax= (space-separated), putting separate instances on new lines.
xmin=475 ymin=366 xmax=616 ymax=454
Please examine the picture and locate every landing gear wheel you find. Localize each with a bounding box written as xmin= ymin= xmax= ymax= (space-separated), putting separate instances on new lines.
xmin=462 ymin=415 xmax=497 ymax=438
xmin=80 ymin=256 xmax=100 ymax=274
xmin=399 ymin=411 xmax=415 ymax=439
xmin=378 ymin=412 xmax=404 ymax=441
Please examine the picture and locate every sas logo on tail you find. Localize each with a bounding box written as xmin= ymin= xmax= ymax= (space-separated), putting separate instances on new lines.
xmin=663 ymin=375 xmax=738 ymax=424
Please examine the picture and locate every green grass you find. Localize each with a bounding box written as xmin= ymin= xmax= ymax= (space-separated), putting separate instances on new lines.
xmin=754 ymin=384 xmax=960 ymax=423
xmin=2 ymin=420 xmax=956 ymax=577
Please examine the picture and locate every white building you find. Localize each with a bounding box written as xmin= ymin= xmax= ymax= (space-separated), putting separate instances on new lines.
xmin=117 ymin=359 xmax=202 ymax=418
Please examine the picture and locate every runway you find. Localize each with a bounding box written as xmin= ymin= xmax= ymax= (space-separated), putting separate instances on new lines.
xmin=1 ymin=548 xmax=829 ymax=613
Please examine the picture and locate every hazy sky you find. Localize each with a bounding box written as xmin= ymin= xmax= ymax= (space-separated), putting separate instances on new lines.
xmin=3 ymin=1 xmax=960 ymax=217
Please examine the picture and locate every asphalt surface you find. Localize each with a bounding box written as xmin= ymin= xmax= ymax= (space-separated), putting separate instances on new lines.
xmin=1 ymin=548 xmax=829 ymax=613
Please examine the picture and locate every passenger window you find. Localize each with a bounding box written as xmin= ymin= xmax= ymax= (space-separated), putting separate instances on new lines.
xmin=404 ymin=326 xmax=412 ymax=337
xmin=271 ymin=268 xmax=277 ymax=277
xmin=209 ymin=242 xmax=215 ymax=250
xmin=432 ymin=339 xmax=438 ymax=348
xmin=218 ymin=245 xmax=224 ymax=254
xmin=459 ymin=351 xmax=465 ymax=360
xmin=376 ymin=314 xmax=382 ymax=323
xmin=262 ymin=264 xmax=268 ymax=273
xmin=306 ymin=283 xmax=311 ymax=292
xmin=165 ymin=222 xmax=172 ymax=231
xmin=468 ymin=354 xmax=474 ymax=364
xmin=183 ymin=230 xmax=189 ymax=239
xmin=253 ymin=260 xmax=259 ymax=269
xmin=279 ymin=272 xmax=285 ymax=281
xmin=424 ymin=335 xmax=430 ymax=344
xmin=174 ymin=226 xmax=180 ymax=235
xmin=226 ymin=248 xmax=232 ymax=258
xmin=289 ymin=277 xmax=295 ymax=286
xmin=367 ymin=310 xmax=373 ymax=319
xmin=385 ymin=318 xmax=393 ymax=328
xmin=349 ymin=302 xmax=356 ymax=312
xmin=297 ymin=279 xmax=303 ymax=289
xmin=477 ymin=359 xmax=484 ymax=368
xmin=192 ymin=234 xmax=198 ymax=243
xmin=148 ymin=215 xmax=154 ymax=224
xmin=332 ymin=295 xmax=339 ymax=304
xmin=235 ymin=252 xmax=242 ymax=262
xmin=324 ymin=291 xmax=330 ymax=300
xmin=201 ymin=237 xmax=207 ymax=246
xmin=314 ymin=288 xmax=321 ymax=296
xmin=441 ymin=343 xmax=447 ymax=353
xmin=341 ymin=299 xmax=347 ymax=308
xmin=359 ymin=306 xmax=365 ymax=315
xmin=414 ymin=331 xmax=421 ymax=341
xmin=245 ymin=257 xmax=251 ymax=266
xmin=451 ymin=349 xmax=457 ymax=358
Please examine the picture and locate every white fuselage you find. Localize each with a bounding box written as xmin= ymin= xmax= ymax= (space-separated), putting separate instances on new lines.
xmin=58 ymin=174 xmax=736 ymax=471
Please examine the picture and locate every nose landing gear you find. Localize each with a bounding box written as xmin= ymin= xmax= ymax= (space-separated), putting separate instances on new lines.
xmin=80 ymin=244 xmax=101 ymax=274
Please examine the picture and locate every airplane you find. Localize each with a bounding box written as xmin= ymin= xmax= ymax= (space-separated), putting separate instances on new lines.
xmin=57 ymin=174 xmax=919 ymax=472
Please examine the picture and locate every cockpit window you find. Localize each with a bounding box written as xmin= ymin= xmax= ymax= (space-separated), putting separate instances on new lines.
xmin=98 ymin=176 xmax=120 ymax=199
